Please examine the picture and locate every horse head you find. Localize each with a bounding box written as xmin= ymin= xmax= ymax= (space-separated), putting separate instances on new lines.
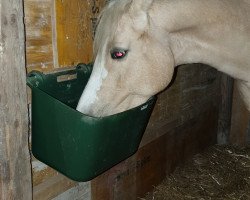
xmin=77 ymin=0 xmax=175 ymax=117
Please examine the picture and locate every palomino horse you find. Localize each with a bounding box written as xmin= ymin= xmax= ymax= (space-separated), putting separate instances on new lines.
xmin=77 ymin=0 xmax=250 ymax=117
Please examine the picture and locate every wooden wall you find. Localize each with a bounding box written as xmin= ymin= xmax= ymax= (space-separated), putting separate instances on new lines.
xmin=22 ymin=0 xmax=248 ymax=199
xmin=0 ymin=0 xmax=32 ymax=199
xmin=25 ymin=0 xmax=54 ymax=72
xmin=24 ymin=0 xmax=105 ymax=72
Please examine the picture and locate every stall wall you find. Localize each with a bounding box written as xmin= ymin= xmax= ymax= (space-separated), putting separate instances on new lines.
xmin=25 ymin=0 xmax=105 ymax=72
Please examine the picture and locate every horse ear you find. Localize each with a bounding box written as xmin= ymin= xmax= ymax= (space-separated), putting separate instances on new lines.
xmin=129 ymin=0 xmax=153 ymax=31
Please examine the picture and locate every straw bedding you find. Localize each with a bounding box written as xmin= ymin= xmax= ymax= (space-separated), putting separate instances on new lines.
xmin=142 ymin=143 xmax=250 ymax=200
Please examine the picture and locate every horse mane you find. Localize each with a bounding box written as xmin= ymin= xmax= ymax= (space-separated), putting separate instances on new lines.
xmin=93 ymin=0 xmax=132 ymax=56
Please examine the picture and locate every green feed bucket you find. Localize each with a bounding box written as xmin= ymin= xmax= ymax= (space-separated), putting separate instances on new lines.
xmin=27 ymin=63 xmax=156 ymax=181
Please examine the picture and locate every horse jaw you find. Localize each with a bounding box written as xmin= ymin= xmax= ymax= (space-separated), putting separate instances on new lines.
xmin=76 ymin=81 xmax=149 ymax=117
xmin=76 ymin=68 xmax=150 ymax=117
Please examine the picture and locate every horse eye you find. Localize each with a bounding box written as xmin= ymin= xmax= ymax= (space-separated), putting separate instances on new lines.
xmin=110 ymin=49 xmax=128 ymax=60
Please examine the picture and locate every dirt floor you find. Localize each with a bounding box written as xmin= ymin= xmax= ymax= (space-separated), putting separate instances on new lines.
xmin=142 ymin=143 xmax=250 ymax=200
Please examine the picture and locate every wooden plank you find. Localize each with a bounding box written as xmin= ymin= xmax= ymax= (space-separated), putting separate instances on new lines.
xmin=230 ymin=81 xmax=250 ymax=145
xmin=33 ymin=174 xmax=76 ymax=200
xmin=0 ymin=0 xmax=32 ymax=199
xmin=52 ymin=182 xmax=91 ymax=200
xmin=55 ymin=0 xmax=106 ymax=67
xmin=217 ymin=74 xmax=234 ymax=144
xmin=24 ymin=0 xmax=54 ymax=72
xmin=32 ymin=158 xmax=58 ymax=186
xmin=247 ymin=121 xmax=250 ymax=142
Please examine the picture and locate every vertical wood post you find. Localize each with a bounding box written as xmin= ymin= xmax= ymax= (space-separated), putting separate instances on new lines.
xmin=230 ymin=81 xmax=250 ymax=146
xmin=217 ymin=74 xmax=234 ymax=144
xmin=0 ymin=0 xmax=32 ymax=199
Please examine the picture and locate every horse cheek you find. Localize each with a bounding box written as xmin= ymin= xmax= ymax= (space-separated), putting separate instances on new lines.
xmin=151 ymin=45 xmax=175 ymax=91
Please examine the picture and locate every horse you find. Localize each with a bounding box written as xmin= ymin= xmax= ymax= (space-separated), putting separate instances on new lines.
xmin=77 ymin=0 xmax=250 ymax=117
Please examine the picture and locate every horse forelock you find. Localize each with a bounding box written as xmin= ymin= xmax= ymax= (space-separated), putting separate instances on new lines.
xmin=93 ymin=0 xmax=132 ymax=56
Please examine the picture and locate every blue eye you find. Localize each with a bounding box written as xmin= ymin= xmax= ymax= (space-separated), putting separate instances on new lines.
xmin=111 ymin=49 xmax=128 ymax=59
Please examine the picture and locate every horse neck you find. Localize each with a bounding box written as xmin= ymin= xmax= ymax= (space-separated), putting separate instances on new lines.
xmin=150 ymin=0 xmax=250 ymax=80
